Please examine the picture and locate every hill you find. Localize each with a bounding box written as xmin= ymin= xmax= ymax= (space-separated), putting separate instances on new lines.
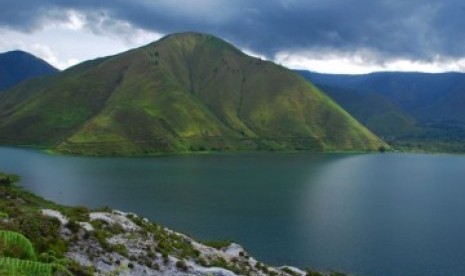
xmin=0 ymin=33 xmax=385 ymax=155
xmin=0 ymin=50 xmax=58 ymax=91
xmin=298 ymin=70 xmax=465 ymax=152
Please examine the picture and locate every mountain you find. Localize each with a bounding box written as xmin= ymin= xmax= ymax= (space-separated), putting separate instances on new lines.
xmin=298 ymin=70 xmax=465 ymax=151
xmin=0 ymin=50 xmax=58 ymax=91
xmin=0 ymin=33 xmax=385 ymax=155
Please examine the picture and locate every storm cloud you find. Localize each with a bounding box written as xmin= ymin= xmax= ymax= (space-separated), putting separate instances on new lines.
xmin=2 ymin=0 xmax=465 ymax=69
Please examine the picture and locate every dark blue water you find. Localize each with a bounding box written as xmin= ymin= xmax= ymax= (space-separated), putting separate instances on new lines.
xmin=2 ymin=147 xmax=465 ymax=275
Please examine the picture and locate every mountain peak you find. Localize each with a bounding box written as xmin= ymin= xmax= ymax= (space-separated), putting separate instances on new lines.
xmin=3 ymin=50 xmax=31 ymax=55
xmin=152 ymin=32 xmax=242 ymax=55
xmin=0 ymin=50 xmax=58 ymax=91
xmin=159 ymin=32 xmax=220 ymax=41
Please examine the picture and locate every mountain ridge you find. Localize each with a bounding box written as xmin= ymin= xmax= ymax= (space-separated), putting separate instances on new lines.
xmin=298 ymin=70 xmax=465 ymax=152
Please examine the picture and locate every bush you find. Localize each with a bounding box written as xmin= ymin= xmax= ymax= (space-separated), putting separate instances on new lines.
xmin=65 ymin=206 xmax=89 ymax=221
xmin=65 ymin=220 xmax=80 ymax=233
xmin=111 ymin=244 xmax=128 ymax=257
xmin=0 ymin=173 xmax=19 ymax=186
xmin=176 ymin=260 xmax=188 ymax=271
xmin=305 ymin=268 xmax=324 ymax=276
xmin=198 ymin=257 xmax=208 ymax=267
xmin=203 ymin=240 xmax=232 ymax=250
xmin=0 ymin=177 xmax=12 ymax=186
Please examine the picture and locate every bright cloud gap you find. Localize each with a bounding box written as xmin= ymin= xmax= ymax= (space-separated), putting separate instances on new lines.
xmin=0 ymin=9 xmax=163 ymax=70
xmin=274 ymin=50 xmax=465 ymax=74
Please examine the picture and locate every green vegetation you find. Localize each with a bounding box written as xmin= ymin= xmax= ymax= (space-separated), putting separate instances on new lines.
xmin=0 ymin=221 xmax=72 ymax=275
xmin=0 ymin=230 xmax=36 ymax=260
xmin=203 ymin=240 xmax=233 ymax=249
xmin=316 ymin=85 xmax=421 ymax=141
xmin=0 ymin=173 xmax=19 ymax=186
xmin=0 ymin=32 xmax=386 ymax=155
xmin=0 ymin=257 xmax=49 ymax=275
xmin=0 ymin=173 xmax=88 ymax=275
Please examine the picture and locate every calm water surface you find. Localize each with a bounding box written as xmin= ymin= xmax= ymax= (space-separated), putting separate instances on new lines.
xmin=1 ymin=147 xmax=465 ymax=275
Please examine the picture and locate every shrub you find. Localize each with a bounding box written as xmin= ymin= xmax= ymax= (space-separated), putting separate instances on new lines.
xmin=65 ymin=220 xmax=80 ymax=233
xmin=0 ymin=177 xmax=12 ymax=186
xmin=203 ymin=240 xmax=232 ymax=250
xmin=198 ymin=257 xmax=208 ymax=267
xmin=65 ymin=206 xmax=90 ymax=221
xmin=305 ymin=269 xmax=324 ymax=276
xmin=111 ymin=244 xmax=128 ymax=257
xmin=176 ymin=260 xmax=188 ymax=271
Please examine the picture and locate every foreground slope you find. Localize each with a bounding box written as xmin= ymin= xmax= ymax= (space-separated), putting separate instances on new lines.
xmin=0 ymin=50 xmax=58 ymax=91
xmin=1 ymin=172 xmax=339 ymax=275
xmin=0 ymin=33 xmax=385 ymax=155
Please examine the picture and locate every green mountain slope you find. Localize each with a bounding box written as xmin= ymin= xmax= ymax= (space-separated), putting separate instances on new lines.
xmin=0 ymin=33 xmax=386 ymax=155
xmin=317 ymin=84 xmax=421 ymax=141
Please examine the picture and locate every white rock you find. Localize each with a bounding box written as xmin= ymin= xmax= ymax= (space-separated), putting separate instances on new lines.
xmin=279 ymin=265 xmax=307 ymax=275
xmin=79 ymin=221 xmax=94 ymax=231
xmin=41 ymin=209 xmax=69 ymax=225
xmin=224 ymin=243 xmax=244 ymax=258
xmin=189 ymin=264 xmax=238 ymax=276
xmin=89 ymin=211 xmax=141 ymax=232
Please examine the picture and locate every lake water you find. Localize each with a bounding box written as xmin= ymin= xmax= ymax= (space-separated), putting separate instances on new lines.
xmin=1 ymin=147 xmax=465 ymax=275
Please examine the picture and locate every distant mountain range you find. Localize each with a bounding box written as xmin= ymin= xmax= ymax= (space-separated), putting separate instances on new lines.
xmin=0 ymin=33 xmax=385 ymax=155
xmin=0 ymin=50 xmax=58 ymax=91
xmin=298 ymin=70 xmax=465 ymax=152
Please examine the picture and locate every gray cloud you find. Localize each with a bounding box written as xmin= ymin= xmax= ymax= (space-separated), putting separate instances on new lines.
xmin=2 ymin=0 xmax=465 ymax=61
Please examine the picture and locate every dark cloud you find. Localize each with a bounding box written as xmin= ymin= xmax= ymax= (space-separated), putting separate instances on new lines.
xmin=1 ymin=0 xmax=465 ymax=61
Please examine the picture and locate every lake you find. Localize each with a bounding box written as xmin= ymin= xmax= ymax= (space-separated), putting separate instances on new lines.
xmin=1 ymin=147 xmax=465 ymax=275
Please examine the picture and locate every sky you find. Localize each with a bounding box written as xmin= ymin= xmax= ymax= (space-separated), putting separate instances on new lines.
xmin=1 ymin=0 xmax=465 ymax=74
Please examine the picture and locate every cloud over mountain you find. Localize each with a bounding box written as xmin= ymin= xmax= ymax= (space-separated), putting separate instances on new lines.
xmin=2 ymin=0 xmax=465 ymax=72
